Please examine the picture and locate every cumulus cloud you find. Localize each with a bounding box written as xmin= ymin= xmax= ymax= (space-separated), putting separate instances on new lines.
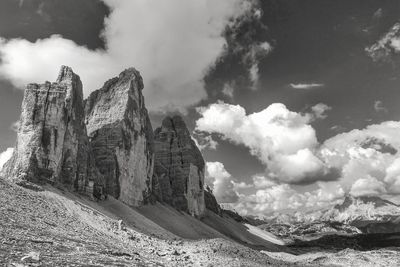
xmin=222 ymin=82 xmax=235 ymax=99
xmin=245 ymin=42 xmax=272 ymax=89
xmin=0 ymin=0 xmax=261 ymax=112
xmin=311 ymin=103 xmax=332 ymax=120
xmin=289 ymin=83 xmax=324 ymax=90
xmin=192 ymin=133 xmax=218 ymax=151
xmin=199 ymin=108 xmax=400 ymax=214
xmin=205 ymin=161 xmax=239 ymax=203
xmin=0 ymin=148 xmax=13 ymax=171
xmin=196 ymin=101 xmax=330 ymax=184
xmin=366 ymin=22 xmax=400 ymax=62
xmin=321 ymin=121 xmax=400 ymax=197
xmin=199 ymin=110 xmax=400 ymax=215
xmin=252 ymin=175 xmax=276 ymax=189
xmin=384 ymin=158 xmax=400 ymax=193
xmin=374 ymin=100 xmax=388 ymax=113
xmin=350 ymin=176 xmax=386 ymax=197
xmin=10 ymin=120 xmax=20 ymax=132
xmin=232 ymin=181 xmax=345 ymax=216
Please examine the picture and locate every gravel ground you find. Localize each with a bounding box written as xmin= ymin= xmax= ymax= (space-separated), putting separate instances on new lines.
xmin=263 ymin=247 xmax=400 ymax=267
xmin=0 ymin=179 xmax=302 ymax=267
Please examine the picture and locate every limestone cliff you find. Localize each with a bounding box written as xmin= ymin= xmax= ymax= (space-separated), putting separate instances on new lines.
xmin=84 ymin=68 xmax=154 ymax=207
xmin=153 ymin=116 xmax=205 ymax=217
xmin=204 ymin=187 xmax=222 ymax=215
xmin=2 ymin=66 xmax=103 ymax=197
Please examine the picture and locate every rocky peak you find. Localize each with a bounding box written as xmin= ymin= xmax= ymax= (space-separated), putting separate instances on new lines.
xmin=57 ymin=65 xmax=77 ymax=83
xmin=85 ymin=68 xmax=154 ymax=207
xmin=335 ymin=195 xmax=399 ymax=212
xmin=152 ymin=115 xmax=205 ymax=217
xmin=2 ymin=66 xmax=104 ymax=197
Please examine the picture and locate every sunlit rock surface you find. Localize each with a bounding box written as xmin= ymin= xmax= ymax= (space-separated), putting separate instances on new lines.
xmin=2 ymin=66 xmax=103 ymax=196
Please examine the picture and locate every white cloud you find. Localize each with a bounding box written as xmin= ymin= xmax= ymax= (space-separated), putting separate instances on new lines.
xmin=232 ymin=182 xmax=345 ymax=216
xmin=245 ymin=42 xmax=272 ymax=89
xmin=271 ymin=148 xmax=327 ymax=184
xmin=192 ymin=133 xmax=218 ymax=151
xmin=252 ymin=175 xmax=276 ymax=189
xmin=0 ymin=148 xmax=14 ymax=171
xmin=0 ymin=0 xmax=259 ymax=112
xmin=10 ymin=120 xmax=20 ymax=132
xmin=321 ymin=121 xmax=400 ymax=196
xmin=206 ymin=162 xmax=239 ymax=203
xmin=232 ymin=181 xmax=253 ymax=190
xmin=366 ymin=22 xmax=400 ymax=62
xmin=197 ymin=103 xmax=400 ymax=213
xmin=311 ymin=103 xmax=332 ymax=120
xmin=196 ymin=101 xmax=329 ymax=184
xmin=289 ymin=83 xmax=324 ymax=90
xmin=374 ymin=100 xmax=388 ymax=113
xmin=384 ymin=158 xmax=400 ymax=193
xmin=222 ymin=82 xmax=235 ymax=99
xmin=350 ymin=176 xmax=386 ymax=197
xmin=200 ymin=116 xmax=400 ymax=215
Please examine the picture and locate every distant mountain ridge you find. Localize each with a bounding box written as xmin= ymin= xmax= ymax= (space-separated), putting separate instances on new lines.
xmin=259 ymin=195 xmax=400 ymax=238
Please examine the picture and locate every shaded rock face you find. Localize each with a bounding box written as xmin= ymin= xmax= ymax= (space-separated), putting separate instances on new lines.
xmin=152 ymin=116 xmax=205 ymax=217
xmin=85 ymin=68 xmax=154 ymax=207
xmin=2 ymin=66 xmax=103 ymax=196
xmin=204 ymin=187 xmax=221 ymax=215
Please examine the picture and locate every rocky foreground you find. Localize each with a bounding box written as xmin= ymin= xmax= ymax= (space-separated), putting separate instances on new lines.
xmin=2 ymin=178 xmax=400 ymax=267
xmin=0 ymin=178 xmax=296 ymax=267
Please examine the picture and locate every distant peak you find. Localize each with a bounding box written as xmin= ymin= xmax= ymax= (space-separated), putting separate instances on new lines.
xmin=336 ymin=194 xmax=398 ymax=210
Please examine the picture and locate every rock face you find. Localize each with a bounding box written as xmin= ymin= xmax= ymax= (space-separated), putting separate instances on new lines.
xmin=2 ymin=65 xmax=211 ymax=215
xmin=84 ymin=68 xmax=154 ymax=207
xmin=2 ymin=66 xmax=103 ymax=196
xmin=204 ymin=187 xmax=221 ymax=215
xmin=152 ymin=116 xmax=205 ymax=217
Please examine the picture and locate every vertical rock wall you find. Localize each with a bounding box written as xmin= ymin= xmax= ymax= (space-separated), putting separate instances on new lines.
xmin=84 ymin=68 xmax=154 ymax=207
xmin=153 ymin=116 xmax=205 ymax=217
xmin=2 ymin=66 xmax=103 ymax=196
xmin=2 ymin=65 xmax=211 ymax=215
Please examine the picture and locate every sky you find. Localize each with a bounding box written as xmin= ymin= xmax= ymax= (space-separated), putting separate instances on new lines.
xmin=1 ymin=0 xmax=400 ymax=217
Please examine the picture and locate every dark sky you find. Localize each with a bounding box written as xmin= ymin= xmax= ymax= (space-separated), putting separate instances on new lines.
xmin=1 ymin=0 xmax=400 ymax=213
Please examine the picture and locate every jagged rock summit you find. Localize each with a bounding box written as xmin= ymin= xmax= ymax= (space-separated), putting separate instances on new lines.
xmin=84 ymin=68 xmax=154 ymax=207
xmin=152 ymin=116 xmax=206 ymax=217
xmin=1 ymin=65 xmax=210 ymax=218
xmin=2 ymin=66 xmax=103 ymax=196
